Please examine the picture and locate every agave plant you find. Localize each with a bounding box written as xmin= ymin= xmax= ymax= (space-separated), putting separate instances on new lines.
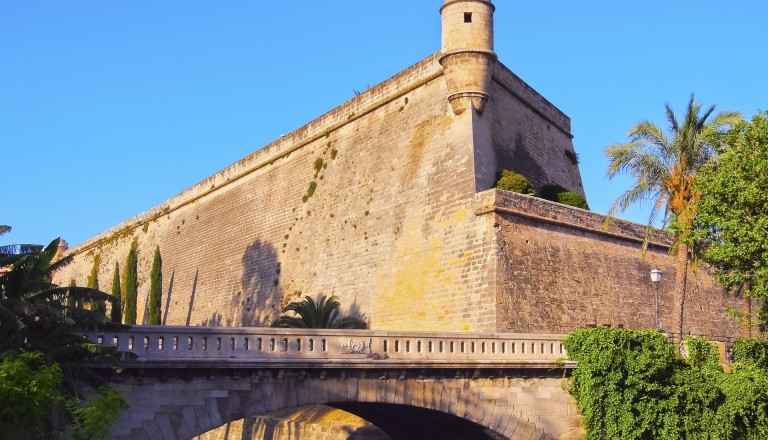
xmin=271 ymin=295 xmax=366 ymax=329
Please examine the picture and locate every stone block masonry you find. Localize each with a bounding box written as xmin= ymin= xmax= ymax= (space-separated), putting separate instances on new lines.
xmin=477 ymin=189 xmax=743 ymax=342
xmin=55 ymin=49 xmax=741 ymax=344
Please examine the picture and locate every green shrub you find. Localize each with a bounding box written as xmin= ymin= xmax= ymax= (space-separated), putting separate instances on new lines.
xmin=557 ymin=191 xmax=590 ymax=210
xmin=540 ymin=184 xmax=589 ymax=210
xmin=540 ymin=184 xmax=568 ymax=201
xmin=495 ymin=170 xmax=534 ymax=195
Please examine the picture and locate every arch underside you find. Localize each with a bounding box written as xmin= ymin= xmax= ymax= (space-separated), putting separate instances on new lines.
xmin=111 ymin=369 xmax=574 ymax=440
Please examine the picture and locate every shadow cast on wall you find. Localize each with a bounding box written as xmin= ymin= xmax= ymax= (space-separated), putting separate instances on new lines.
xmin=239 ymin=239 xmax=282 ymax=327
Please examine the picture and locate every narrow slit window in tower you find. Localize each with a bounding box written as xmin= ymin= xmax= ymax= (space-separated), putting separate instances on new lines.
xmin=464 ymin=12 xmax=472 ymax=23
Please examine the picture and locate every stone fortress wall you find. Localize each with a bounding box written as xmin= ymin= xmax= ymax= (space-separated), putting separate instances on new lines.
xmin=55 ymin=0 xmax=741 ymax=343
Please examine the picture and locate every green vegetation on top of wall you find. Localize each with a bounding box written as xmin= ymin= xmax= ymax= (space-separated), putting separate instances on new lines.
xmin=540 ymin=184 xmax=589 ymax=210
xmin=495 ymin=170 xmax=534 ymax=195
xmin=563 ymin=327 xmax=768 ymax=440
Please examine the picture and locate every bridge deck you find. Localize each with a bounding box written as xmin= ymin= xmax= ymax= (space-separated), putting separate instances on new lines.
xmin=84 ymin=326 xmax=574 ymax=369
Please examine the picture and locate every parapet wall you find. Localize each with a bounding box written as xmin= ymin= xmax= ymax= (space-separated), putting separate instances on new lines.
xmin=476 ymin=189 xmax=743 ymax=342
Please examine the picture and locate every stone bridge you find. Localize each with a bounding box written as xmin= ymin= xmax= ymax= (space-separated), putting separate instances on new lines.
xmin=85 ymin=327 xmax=582 ymax=440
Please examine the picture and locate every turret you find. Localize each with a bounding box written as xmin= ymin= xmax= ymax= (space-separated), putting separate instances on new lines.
xmin=439 ymin=0 xmax=497 ymax=115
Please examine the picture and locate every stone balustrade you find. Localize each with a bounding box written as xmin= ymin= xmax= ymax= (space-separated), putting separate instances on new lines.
xmin=83 ymin=326 xmax=573 ymax=369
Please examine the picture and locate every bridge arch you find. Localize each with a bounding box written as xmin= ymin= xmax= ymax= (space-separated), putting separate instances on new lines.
xmin=85 ymin=327 xmax=582 ymax=439
xmin=111 ymin=368 xmax=574 ymax=439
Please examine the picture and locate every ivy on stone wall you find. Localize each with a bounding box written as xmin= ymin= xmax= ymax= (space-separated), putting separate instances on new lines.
xmin=563 ymin=327 xmax=768 ymax=440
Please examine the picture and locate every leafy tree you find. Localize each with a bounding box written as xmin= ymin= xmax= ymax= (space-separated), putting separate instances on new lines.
xmin=0 ymin=351 xmax=66 ymax=439
xmin=605 ymin=95 xmax=740 ymax=343
xmin=272 ymin=295 xmax=366 ymax=329
xmin=123 ymin=240 xmax=138 ymax=325
xmin=70 ymin=386 xmax=128 ymax=440
xmin=110 ymin=263 xmax=122 ymax=324
xmin=694 ymin=112 xmax=768 ymax=330
xmin=148 ymin=246 xmax=162 ymax=325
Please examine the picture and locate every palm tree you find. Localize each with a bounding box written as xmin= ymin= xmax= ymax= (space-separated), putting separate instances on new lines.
xmin=271 ymin=295 xmax=366 ymax=329
xmin=0 ymin=235 xmax=131 ymax=440
xmin=605 ymin=94 xmax=740 ymax=344
xmin=0 ymin=237 xmax=128 ymax=372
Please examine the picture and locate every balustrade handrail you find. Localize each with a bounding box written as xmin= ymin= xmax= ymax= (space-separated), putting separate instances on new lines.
xmin=82 ymin=326 xmax=574 ymax=369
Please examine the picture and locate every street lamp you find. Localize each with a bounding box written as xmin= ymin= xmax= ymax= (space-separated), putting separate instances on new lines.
xmin=650 ymin=267 xmax=662 ymax=330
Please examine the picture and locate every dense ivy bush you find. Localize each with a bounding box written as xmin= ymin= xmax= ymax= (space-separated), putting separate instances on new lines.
xmin=563 ymin=327 xmax=768 ymax=440
xmin=733 ymin=337 xmax=768 ymax=369
xmin=495 ymin=170 xmax=534 ymax=195
xmin=540 ymin=184 xmax=590 ymax=209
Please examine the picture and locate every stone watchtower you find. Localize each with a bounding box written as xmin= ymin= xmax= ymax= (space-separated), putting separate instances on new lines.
xmin=439 ymin=0 xmax=497 ymax=115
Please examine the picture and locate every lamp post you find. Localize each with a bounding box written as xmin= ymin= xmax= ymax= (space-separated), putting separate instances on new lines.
xmin=650 ymin=267 xmax=662 ymax=330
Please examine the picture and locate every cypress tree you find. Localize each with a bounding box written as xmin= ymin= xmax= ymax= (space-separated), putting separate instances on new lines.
xmin=148 ymin=246 xmax=162 ymax=325
xmin=87 ymin=254 xmax=106 ymax=314
xmin=123 ymin=241 xmax=138 ymax=325
xmin=110 ymin=263 xmax=122 ymax=324
xmin=66 ymin=278 xmax=77 ymax=312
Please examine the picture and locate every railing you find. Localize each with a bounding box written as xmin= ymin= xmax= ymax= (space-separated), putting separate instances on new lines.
xmin=82 ymin=326 xmax=573 ymax=369
xmin=0 ymin=244 xmax=44 ymax=255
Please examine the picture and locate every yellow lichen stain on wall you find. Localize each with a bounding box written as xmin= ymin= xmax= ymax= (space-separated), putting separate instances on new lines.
xmin=374 ymin=206 xmax=476 ymax=331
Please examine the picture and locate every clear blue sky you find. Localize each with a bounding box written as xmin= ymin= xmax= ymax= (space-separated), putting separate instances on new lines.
xmin=2 ymin=1 xmax=765 ymax=247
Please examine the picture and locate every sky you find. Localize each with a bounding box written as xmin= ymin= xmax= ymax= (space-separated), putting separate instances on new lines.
xmin=2 ymin=1 xmax=765 ymax=247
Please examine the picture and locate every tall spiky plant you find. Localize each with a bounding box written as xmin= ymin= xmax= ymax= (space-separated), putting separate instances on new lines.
xmin=148 ymin=246 xmax=162 ymax=325
xmin=605 ymin=94 xmax=741 ymax=343
xmin=271 ymin=295 xmax=366 ymax=329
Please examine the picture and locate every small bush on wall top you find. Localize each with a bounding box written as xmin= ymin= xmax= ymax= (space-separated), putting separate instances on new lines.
xmin=540 ymin=184 xmax=589 ymax=210
xmin=495 ymin=170 xmax=534 ymax=195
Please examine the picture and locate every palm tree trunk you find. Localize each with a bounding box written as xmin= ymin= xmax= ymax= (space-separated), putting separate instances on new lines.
xmin=674 ymin=242 xmax=690 ymax=351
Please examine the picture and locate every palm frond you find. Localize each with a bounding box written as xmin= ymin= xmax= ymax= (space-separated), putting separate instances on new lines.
xmin=273 ymin=295 xmax=365 ymax=329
